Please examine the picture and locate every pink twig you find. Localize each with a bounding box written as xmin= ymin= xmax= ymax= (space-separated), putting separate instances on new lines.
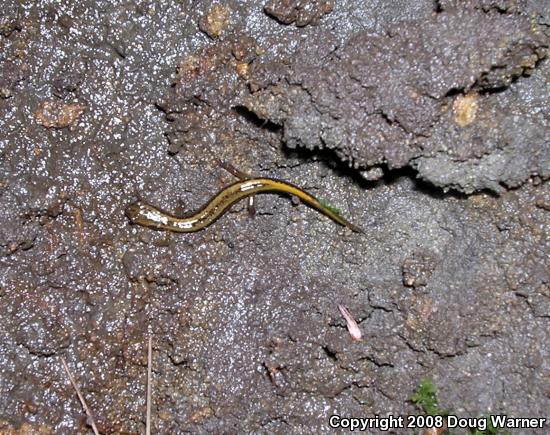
xmin=338 ymin=305 xmax=362 ymax=341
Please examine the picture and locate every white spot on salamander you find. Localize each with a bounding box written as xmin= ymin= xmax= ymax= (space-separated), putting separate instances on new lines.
xmin=143 ymin=209 xmax=168 ymax=225
xmin=175 ymin=220 xmax=197 ymax=230
xmin=239 ymin=180 xmax=261 ymax=192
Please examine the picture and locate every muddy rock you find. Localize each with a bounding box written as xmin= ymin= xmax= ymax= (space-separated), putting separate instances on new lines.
xmin=244 ymin=8 xmax=548 ymax=192
xmin=414 ymin=61 xmax=550 ymax=193
xmin=0 ymin=61 xmax=28 ymax=99
xmin=402 ymin=251 xmax=438 ymax=288
xmin=34 ymin=100 xmax=86 ymax=129
xmin=1 ymin=1 xmax=549 ymax=433
xmin=199 ymin=4 xmax=232 ymax=39
xmin=265 ymin=0 xmax=334 ymax=27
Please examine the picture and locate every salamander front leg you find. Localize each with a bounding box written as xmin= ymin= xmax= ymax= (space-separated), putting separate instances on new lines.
xmin=219 ymin=161 xmax=251 ymax=180
xmin=220 ymin=160 xmax=256 ymax=217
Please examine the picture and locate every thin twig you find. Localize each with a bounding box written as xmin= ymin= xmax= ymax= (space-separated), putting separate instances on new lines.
xmin=146 ymin=335 xmax=152 ymax=435
xmin=60 ymin=357 xmax=100 ymax=435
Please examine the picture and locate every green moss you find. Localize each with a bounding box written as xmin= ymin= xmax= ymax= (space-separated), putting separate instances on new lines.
xmin=471 ymin=416 xmax=509 ymax=435
xmin=410 ymin=378 xmax=445 ymax=416
xmin=410 ymin=380 xmax=509 ymax=435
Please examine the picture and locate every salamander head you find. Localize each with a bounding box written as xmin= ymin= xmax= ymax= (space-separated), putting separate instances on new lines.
xmin=125 ymin=201 xmax=144 ymax=223
xmin=125 ymin=201 xmax=171 ymax=229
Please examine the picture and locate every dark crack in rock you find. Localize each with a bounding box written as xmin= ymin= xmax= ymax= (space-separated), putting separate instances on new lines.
xmin=264 ymin=338 xmax=355 ymax=398
xmin=264 ymin=0 xmax=334 ymax=27
xmin=159 ymin=34 xmax=263 ymax=157
xmin=496 ymin=186 xmax=550 ymax=319
xmin=0 ymin=3 xmax=23 ymax=37
xmin=0 ymin=61 xmax=28 ymax=99
xmin=244 ymin=9 xmax=548 ymax=193
xmin=438 ymin=0 xmax=528 ymax=13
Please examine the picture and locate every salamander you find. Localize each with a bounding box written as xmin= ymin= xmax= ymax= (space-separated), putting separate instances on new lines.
xmin=126 ymin=178 xmax=362 ymax=233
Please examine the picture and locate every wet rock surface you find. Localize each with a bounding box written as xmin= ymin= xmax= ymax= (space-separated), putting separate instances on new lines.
xmin=264 ymin=0 xmax=335 ymax=27
xmin=0 ymin=1 xmax=548 ymax=433
xmin=244 ymin=8 xmax=549 ymax=193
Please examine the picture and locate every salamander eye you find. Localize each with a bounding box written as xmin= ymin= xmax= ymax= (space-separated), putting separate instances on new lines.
xmin=125 ymin=202 xmax=143 ymax=223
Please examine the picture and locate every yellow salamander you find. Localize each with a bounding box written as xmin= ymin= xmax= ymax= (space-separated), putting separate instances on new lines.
xmin=126 ymin=178 xmax=362 ymax=233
